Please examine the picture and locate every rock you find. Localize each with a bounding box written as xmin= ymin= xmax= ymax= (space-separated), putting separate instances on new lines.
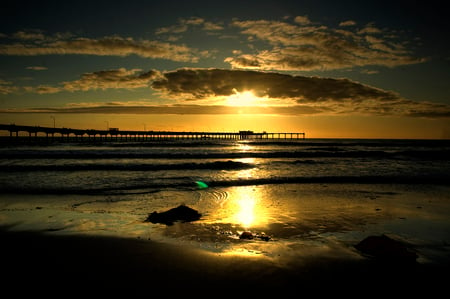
xmin=256 ymin=233 xmax=271 ymax=241
xmin=239 ymin=231 xmax=271 ymax=241
xmin=354 ymin=234 xmax=418 ymax=263
xmin=144 ymin=204 xmax=201 ymax=226
xmin=239 ymin=231 xmax=254 ymax=240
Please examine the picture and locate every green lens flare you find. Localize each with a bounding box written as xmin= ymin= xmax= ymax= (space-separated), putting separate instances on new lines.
xmin=195 ymin=181 xmax=209 ymax=189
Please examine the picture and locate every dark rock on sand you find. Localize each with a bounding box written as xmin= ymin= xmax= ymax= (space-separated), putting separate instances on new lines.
xmin=355 ymin=234 xmax=418 ymax=263
xmin=144 ymin=204 xmax=202 ymax=226
xmin=239 ymin=231 xmax=271 ymax=241
xmin=239 ymin=231 xmax=254 ymax=240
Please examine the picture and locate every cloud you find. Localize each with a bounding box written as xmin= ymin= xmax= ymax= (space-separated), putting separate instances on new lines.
xmin=0 ymin=16 xmax=424 ymax=71
xmin=0 ymin=31 xmax=202 ymax=62
xmin=339 ymin=20 xmax=356 ymax=27
xmin=14 ymin=68 xmax=161 ymax=94
xmin=151 ymin=68 xmax=450 ymax=118
xmin=4 ymin=98 xmax=449 ymax=119
xmin=33 ymin=86 xmax=62 ymax=94
xmin=156 ymin=17 xmax=224 ymax=35
xmin=63 ymin=68 xmax=160 ymax=92
xmin=0 ymin=79 xmax=18 ymax=94
xmin=0 ymin=103 xmax=326 ymax=116
xmin=4 ymin=66 xmax=450 ymax=118
xmin=12 ymin=30 xmax=47 ymax=40
xmin=151 ymin=68 xmax=400 ymax=102
xmin=226 ymin=17 xmax=426 ymax=71
xmin=294 ymin=15 xmax=311 ymax=25
xmin=26 ymin=66 xmax=48 ymax=71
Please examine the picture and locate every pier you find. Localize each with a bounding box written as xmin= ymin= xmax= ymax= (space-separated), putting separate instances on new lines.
xmin=0 ymin=124 xmax=305 ymax=142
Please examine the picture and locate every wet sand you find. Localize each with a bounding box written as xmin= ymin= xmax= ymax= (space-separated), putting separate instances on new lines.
xmin=1 ymin=226 xmax=448 ymax=296
xmin=1 ymin=183 xmax=449 ymax=295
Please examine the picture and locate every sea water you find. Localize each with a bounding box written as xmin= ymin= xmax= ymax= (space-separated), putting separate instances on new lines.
xmin=1 ymin=138 xmax=449 ymax=194
xmin=1 ymin=138 xmax=449 ymax=262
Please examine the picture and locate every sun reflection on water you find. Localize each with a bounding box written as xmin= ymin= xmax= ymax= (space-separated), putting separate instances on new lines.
xmin=236 ymin=142 xmax=252 ymax=152
xmin=235 ymin=159 xmax=259 ymax=179
xmin=200 ymin=185 xmax=271 ymax=231
xmin=208 ymin=186 xmax=272 ymax=258
xmin=227 ymin=186 xmax=270 ymax=229
xmin=234 ymin=188 xmax=256 ymax=228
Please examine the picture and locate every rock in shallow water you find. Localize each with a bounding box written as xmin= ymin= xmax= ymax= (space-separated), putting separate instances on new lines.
xmin=144 ymin=204 xmax=202 ymax=226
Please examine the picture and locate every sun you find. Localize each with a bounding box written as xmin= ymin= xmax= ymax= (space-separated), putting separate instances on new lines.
xmin=226 ymin=89 xmax=264 ymax=107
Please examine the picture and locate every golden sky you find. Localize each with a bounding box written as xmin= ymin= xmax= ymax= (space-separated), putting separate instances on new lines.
xmin=1 ymin=0 xmax=449 ymax=138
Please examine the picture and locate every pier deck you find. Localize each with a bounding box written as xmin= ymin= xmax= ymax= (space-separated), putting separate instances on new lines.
xmin=0 ymin=124 xmax=305 ymax=142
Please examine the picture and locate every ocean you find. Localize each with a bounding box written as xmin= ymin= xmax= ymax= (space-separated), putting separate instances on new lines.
xmin=1 ymin=138 xmax=450 ymax=264
xmin=2 ymin=138 xmax=449 ymax=193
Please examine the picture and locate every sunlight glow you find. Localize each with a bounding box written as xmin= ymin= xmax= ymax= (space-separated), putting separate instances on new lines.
xmin=226 ymin=89 xmax=265 ymax=107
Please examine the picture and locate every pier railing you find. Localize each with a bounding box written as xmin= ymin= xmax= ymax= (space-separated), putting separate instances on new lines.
xmin=0 ymin=124 xmax=305 ymax=142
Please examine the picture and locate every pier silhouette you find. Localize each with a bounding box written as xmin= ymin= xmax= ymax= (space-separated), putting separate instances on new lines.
xmin=0 ymin=124 xmax=305 ymax=142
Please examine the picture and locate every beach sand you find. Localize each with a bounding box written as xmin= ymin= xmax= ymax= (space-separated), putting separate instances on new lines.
xmin=1 ymin=183 xmax=449 ymax=295
xmin=1 ymin=227 xmax=448 ymax=296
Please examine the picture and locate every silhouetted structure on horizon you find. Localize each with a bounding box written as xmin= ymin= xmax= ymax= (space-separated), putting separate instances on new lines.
xmin=0 ymin=124 xmax=305 ymax=142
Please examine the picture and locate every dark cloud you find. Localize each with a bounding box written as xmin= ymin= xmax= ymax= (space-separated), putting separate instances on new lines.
xmin=151 ymin=68 xmax=401 ymax=102
xmin=151 ymin=68 xmax=450 ymax=118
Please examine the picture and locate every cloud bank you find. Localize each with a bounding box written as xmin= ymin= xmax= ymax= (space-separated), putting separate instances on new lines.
xmin=151 ymin=68 xmax=401 ymax=103
xmin=150 ymin=68 xmax=450 ymax=118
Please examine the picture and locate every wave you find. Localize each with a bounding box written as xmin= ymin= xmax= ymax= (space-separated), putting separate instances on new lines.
xmin=2 ymin=175 xmax=448 ymax=195
xmin=3 ymin=160 xmax=253 ymax=172
xmin=2 ymin=149 xmax=450 ymax=160
xmin=204 ymin=175 xmax=450 ymax=187
xmin=2 ymin=137 xmax=449 ymax=147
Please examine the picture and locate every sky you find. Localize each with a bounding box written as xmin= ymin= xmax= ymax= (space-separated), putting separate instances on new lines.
xmin=1 ymin=0 xmax=449 ymax=138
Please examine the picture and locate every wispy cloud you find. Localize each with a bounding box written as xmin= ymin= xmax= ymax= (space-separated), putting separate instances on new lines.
xmin=339 ymin=20 xmax=356 ymax=27
xmin=156 ymin=17 xmax=224 ymax=35
xmin=0 ymin=31 xmax=203 ymax=62
xmin=6 ymin=68 xmax=161 ymax=94
xmin=225 ymin=17 xmax=426 ymax=71
xmin=0 ymin=79 xmax=18 ymax=94
xmin=0 ymin=103 xmax=326 ymax=115
xmin=26 ymin=66 xmax=48 ymax=71
xmin=62 ymin=68 xmax=160 ymax=91
xmin=0 ymin=15 xmax=425 ymax=71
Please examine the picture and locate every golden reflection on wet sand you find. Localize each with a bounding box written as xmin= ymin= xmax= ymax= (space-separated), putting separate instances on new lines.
xmin=234 ymin=188 xmax=256 ymax=228
xmin=2 ymin=183 xmax=449 ymax=264
xmin=200 ymin=185 xmax=272 ymax=229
